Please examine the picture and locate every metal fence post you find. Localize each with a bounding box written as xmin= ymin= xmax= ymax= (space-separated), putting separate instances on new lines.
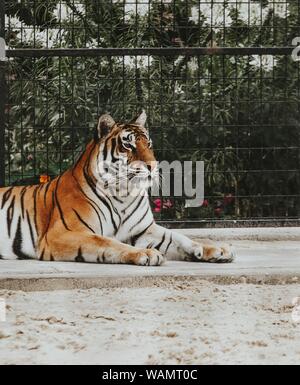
xmin=0 ymin=0 xmax=5 ymax=187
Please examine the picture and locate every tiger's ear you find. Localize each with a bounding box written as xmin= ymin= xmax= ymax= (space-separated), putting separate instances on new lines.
xmin=96 ymin=114 xmax=116 ymax=139
xmin=133 ymin=110 xmax=147 ymax=127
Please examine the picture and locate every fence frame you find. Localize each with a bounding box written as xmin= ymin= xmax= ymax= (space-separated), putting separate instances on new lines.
xmin=1 ymin=2 xmax=300 ymax=227
xmin=5 ymin=47 xmax=293 ymax=57
xmin=0 ymin=0 xmax=5 ymax=187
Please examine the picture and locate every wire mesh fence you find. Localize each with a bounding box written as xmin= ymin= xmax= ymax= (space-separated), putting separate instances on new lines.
xmin=1 ymin=1 xmax=300 ymax=227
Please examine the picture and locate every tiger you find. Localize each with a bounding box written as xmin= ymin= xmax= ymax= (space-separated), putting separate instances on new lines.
xmin=0 ymin=111 xmax=235 ymax=265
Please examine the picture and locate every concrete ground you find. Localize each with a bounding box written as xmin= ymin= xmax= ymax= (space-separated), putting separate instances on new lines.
xmin=0 ymin=228 xmax=300 ymax=365
xmin=0 ymin=239 xmax=299 ymax=290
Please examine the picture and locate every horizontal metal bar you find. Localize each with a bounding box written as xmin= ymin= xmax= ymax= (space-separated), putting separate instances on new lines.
xmin=158 ymin=219 xmax=300 ymax=229
xmin=5 ymin=47 xmax=294 ymax=58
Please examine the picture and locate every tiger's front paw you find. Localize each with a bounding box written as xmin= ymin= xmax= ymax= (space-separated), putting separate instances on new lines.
xmin=123 ymin=248 xmax=165 ymax=266
xmin=202 ymin=244 xmax=236 ymax=263
xmin=137 ymin=249 xmax=166 ymax=266
xmin=188 ymin=242 xmax=204 ymax=261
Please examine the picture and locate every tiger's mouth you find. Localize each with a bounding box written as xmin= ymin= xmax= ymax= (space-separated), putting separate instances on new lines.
xmin=100 ymin=167 xmax=149 ymax=190
xmin=99 ymin=160 xmax=159 ymax=193
xmin=129 ymin=168 xmax=150 ymax=180
xmin=128 ymin=164 xmax=159 ymax=183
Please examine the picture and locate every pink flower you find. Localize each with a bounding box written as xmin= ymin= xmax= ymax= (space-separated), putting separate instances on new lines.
xmin=153 ymin=199 xmax=173 ymax=213
xmin=202 ymin=199 xmax=209 ymax=207
xmin=163 ymin=199 xmax=173 ymax=209
xmin=153 ymin=198 xmax=162 ymax=208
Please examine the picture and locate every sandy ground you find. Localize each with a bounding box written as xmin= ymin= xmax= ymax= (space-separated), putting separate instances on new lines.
xmin=0 ymin=279 xmax=300 ymax=365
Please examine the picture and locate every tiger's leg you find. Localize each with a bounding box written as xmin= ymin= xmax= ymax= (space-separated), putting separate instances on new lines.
xmin=38 ymin=232 xmax=165 ymax=266
xmin=134 ymin=224 xmax=235 ymax=263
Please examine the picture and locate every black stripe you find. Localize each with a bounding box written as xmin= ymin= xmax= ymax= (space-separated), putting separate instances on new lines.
xmin=40 ymin=190 xmax=56 ymax=240
xmin=103 ymin=138 xmax=109 ymax=160
xmin=43 ymin=181 xmax=51 ymax=207
xmin=113 ymin=195 xmax=123 ymax=204
xmin=110 ymin=138 xmax=118 ymax=163
xmin=26 ymin=210 xmax=35 ymax=249
xmin=39 ymin=248 xmax=45 ymax=261
xmin=131 ymin=221 xmax=153 ymax=246
xmin=104 ymin=193 xmax=122 ymax=222
xmin=154 ymin=232 xmax=166 ymax=251
xmin=117 ymin=136 xmax=123 ymax=152
xmin=73 ymin=209 xmax=96 ymax=234
xmin=122 ymin=195 xmax=145 ymax=224
xmin=1 ymin=187 xmax=13 ymax=209
xmin=7 ymin=196 xmax=15 ymax=238
xmin=54 ymin=176 xmax=71 ymax=231
xmin=129 ymin=205 xmax=150 ymax=233
xmin=12 ymin=217 xmax=31 ymax=260
xmin=83 ymin=166 xmax=118 ymax=233
xmin=71 ymin=169 xmax=104 ymax=234
xmin=95 ymin=180 xmax=122 ymax=223
xmin=123 ymin=143 xmax=135 ymax=151
xmin=75 ymin=247 xmax=85 ymax=262
xmin=165 ymin=233 xmax=173 ymax=253
xmin=20 ymin=186 xmax=27 ymax=219
xmin=122 ymin=195 xmax=140 ymax=213
xmin=33 ymin=186 xmax=39 ymax=235
xmin=82 ymin=141 xmax=121 ymax=233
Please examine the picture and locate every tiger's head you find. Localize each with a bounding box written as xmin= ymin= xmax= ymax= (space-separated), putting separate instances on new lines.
xmin=94 ymin=111 xmax=158 ymax=195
